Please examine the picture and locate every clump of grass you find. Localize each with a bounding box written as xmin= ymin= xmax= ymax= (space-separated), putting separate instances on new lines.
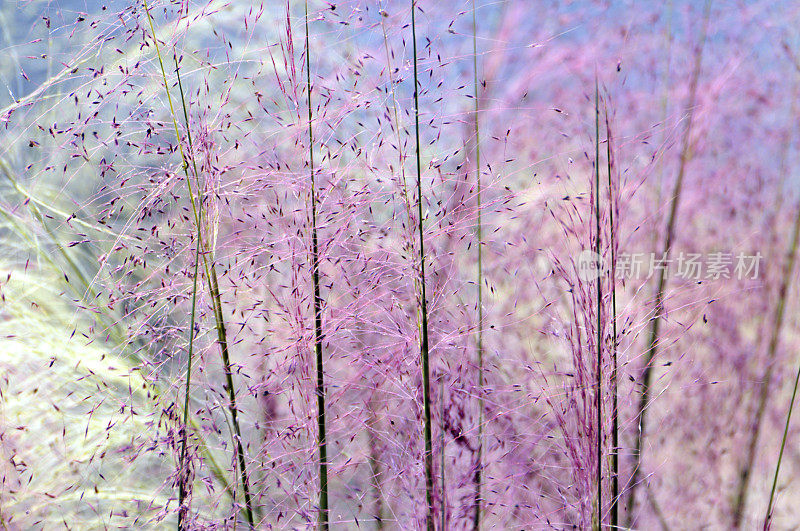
xmin=6 ymin=0 xmax=799 ymax=527
xmin=304 ymin=2 xmax=330 ymax=528
xmin=410 ymin=0 xmax=435 ymax=527
xmin=142 ymin=2 xmax=254 ymax=526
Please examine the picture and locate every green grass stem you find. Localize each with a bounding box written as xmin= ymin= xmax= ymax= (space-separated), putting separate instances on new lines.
xmin=410 ymin=1 xmax=435 ymax=528
xmin=304 ymin=3 xmax=329 ymax=528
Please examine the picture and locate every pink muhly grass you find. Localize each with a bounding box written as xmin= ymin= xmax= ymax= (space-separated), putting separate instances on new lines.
xmin=142 ymin=1 xmax=254 ymax=526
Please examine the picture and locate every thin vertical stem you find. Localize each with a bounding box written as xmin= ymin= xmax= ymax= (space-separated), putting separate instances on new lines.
xmin=411 ymin=1 xmax=435 ymax=528
xmin=766 ymin=360 xmax=800 ymax=529
xmin=175 ymin=58 xmax=203 ymax=531
xmin=177 ymin=187 xmax=201 ymax=526
xmin=177 ymin=51 xmax=255 ymax=531
xmin=762 ymin=70 xmax=800 ymax=531
xmin=208 ymin=268 xmax=255 ymax=528
xmin=604 ymin=102 xmax=619 ymax=530
xmin=627 ymin=1 xmax=711 ymax=524
xmin=440 ymin=376 xmax=446 ymax=530
xmin=305 ymin=3 xmax=329 ymax=529
xmin=472 ymin=0 xmax=484 ymax=528
xmin=593 ymin=76 xmax=603 ymax=531
xmin=367 ymin=398 xmax=384 ymax=528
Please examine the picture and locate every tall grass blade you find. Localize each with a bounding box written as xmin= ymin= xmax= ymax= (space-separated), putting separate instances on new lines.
xmin=472 ymin=1 xmax=484 ymax=528
xmin=411 ymin=1 xmax=435 ymax=527
xmin=593 ymin=75 xmax=603 ymax=531
xmin=142 ymin=2 xmax=254 ymax=526
xmin=766 ymin=344 xmax=800 ymax=529
xmin=173 ymin=48 xmax=203 ymax=530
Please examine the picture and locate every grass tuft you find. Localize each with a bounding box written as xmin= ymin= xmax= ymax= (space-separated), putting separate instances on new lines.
xmin=142 ymin=2 xmax=254 ymax=526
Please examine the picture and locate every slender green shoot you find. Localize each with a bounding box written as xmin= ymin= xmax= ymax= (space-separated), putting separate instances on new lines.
xmin=766 ymin=386 xmax=800 ymax=530
xmin=304 ymin=3 xmax=329 ymax=528
xmin=440 ymin=376 xmax=446 ymax=530
xmin=472 ymin=1 xmax=484 ymax=528
xmin=762 ymin=66 xmax=800 ymax=531
xmin=604 ymin=99 xmax=619 ymax=530
xmin=142 ymin=2 xmax=254 ymax=527
xmin=173 ymin=49 xmax=204 ymax=530
xmin=206 ymin=267 xmax=255 ymax=528
xmin=593 ymin=76 xmax=603 ymax=531
xmin=411 ymin=1 xmax=435 ymax=528
xmin=756 ymin=199 xmax=800 ymax=529
xmin=177 ymin=50 xmax=255 ymax=531
xmin=367 ymin=397 xmax=384 ymax=528
xmin=766 ymin=349 xmax=800 ymax=529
